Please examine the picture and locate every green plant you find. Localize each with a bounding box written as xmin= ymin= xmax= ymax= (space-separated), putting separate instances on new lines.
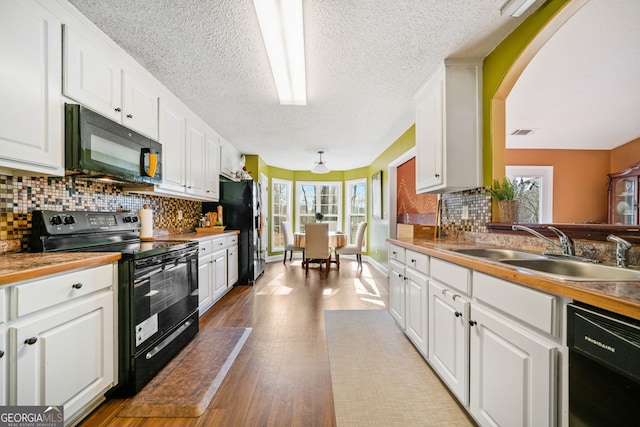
xmin=315 ymin=212 xmax=324 ymax=222
xmin=487 ymin=177 xmax=518 ymax=201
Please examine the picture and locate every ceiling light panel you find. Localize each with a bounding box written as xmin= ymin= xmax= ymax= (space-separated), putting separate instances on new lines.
xmin=253 ymin=0 xmax=307 ymax=105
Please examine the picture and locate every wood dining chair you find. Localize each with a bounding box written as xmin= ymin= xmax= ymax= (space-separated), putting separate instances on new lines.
xmin=304 ymin=223 xmax=331 ymax=277
xmin=282 ymin=221 xmax=304 ymax=264
xmin=336 ymin=222 xmax=367 ymax=269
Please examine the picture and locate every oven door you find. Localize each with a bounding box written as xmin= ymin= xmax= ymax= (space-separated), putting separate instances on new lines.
xmin=133 ymin=245 xmax=198 ymax=352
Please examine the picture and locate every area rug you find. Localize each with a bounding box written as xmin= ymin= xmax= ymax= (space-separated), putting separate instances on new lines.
xmin=118 ymin=327 xmax=251 ymax=418
xmin=324 ymin=310 xmax=473 ymax=426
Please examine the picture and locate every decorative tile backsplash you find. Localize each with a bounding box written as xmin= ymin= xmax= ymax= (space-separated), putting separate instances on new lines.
xmin=0 ymin=174 xmax=201 ymax=250
xmin=440 ymin=187 xmax=492 ymax=233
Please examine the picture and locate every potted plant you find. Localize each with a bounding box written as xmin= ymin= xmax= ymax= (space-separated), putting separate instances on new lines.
xmin=315 ymin=212 xmax=324 ymax=222
xmin=487 ymin=177 xmax=520 ymax=222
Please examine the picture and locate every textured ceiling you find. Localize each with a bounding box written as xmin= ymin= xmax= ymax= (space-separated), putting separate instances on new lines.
xmin=67 ymin=0 xmax=542 ymax=171
xmin=507 ymin=0 xmax=640 ymax=150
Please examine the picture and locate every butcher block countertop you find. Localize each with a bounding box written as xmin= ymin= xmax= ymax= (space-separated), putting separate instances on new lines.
xmin=389 ymin=237 xmax=640 ymax=321
xmin=0 ymin=252 xmax=121 ymax=286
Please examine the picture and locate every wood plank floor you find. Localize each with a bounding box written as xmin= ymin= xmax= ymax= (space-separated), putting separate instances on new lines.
xmin=80 ymin=258 xmax=390 ymax=427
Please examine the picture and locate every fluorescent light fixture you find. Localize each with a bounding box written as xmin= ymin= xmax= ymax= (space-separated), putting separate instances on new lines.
xmin=500 ymin=0 xmax=536 ymax=17
xmin=253 ymin=0 xmax=307 ymax=105
xmin=311 ymin=151 xmax=330 ymax=174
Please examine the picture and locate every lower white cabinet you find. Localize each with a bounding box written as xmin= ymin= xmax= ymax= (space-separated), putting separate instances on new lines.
xmin=388 ymin=259 xmax=406 ymax=328
xmin=5 ymin=263 xmax=116 ymax=425
xmin=198 ymin=235 xmax=238 ymax=315
xmin=0 ymin=328 xmax=6 ymax=406
xmin=469 ymin=304 xmax=558 ymax=427
xmin=405 ymin=267 xmax=428 ymax=356
xmin=428 ymin=280 xmax=470 ymax=406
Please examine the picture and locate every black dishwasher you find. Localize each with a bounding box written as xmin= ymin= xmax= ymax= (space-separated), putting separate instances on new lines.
xmin=567 ymin=303 xmax=640 ymax=426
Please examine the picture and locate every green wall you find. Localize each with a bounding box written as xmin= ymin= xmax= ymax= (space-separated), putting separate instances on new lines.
xmin=482 ymin=0 xmax=571 ymax=184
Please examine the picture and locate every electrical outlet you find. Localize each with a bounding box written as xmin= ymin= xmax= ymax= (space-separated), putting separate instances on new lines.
xmin=177 ymin=210 xmax=183 ymax=220
xmin=461 ymin=205 xmax=469 ymax=220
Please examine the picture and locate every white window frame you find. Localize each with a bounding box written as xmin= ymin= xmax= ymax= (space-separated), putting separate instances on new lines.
xmin=295 ymin=181 xmax=342 ymax=232
xmin=506 ymin=165 xmax=554 ymax=223
xmin=271 ymin=178 xmax=292 ymax=252
xmin=345 ymin=178 xmax=367 ymax=248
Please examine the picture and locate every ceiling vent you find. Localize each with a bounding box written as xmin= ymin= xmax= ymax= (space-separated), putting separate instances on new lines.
xmin=510 ymin=129 xmax=535 ymax=136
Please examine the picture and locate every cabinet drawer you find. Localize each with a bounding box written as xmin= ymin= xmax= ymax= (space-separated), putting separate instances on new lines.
xmin=226 ymin=235 xmax=237 ymax=246
xmin=389 ymin=244 xmax=406 ymax=264
xmin=199 ymin=240 xmax=213 ymax=256
xmin=406 ymin=250 xmax=429 ymax=275
xmin=10 ymin=264 xmax=114 ymax=318
xmin=473 ymin=272 xmax=559 ymax=336
xmin=210 ymin=237 xmax=227 ymax=250
xmin=430 ymin=258 xmax=470 ymax=295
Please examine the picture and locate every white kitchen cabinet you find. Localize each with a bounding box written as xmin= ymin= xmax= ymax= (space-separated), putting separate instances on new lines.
xmin=63 ymin=24 xmax=159 ymax=140
xmin=205 ymin=131 xmax=221 ymax=200
xmin=6 ymin=263 xmax=116 ymax=426
xmin=414 ymin=59 xmax=482 ymax=194
xmin=158 ymin=97 xmax=187 ymax=193
xmin=227 ymin=236 xmax=239 ymax=286
xmin=186 ymin=117 xmax=208 ymax=198
xmin=428 ymin=280 xmax=470 ymax=406
xmin=469 ymin=304 xmax=558 ymax=427
xmin=404 ymin=251 xmax=429 ymax=356
xmin=220 ymin=137 xmax=242 ymax=180
xmin=0 ymin=328 xmax=6 ymax=407
xmin=0 ymin=0 xmax=63 ymax=176
xmin=198 ymin=235 xmax=235 ymax=316
xmin=388 ymin=261 xmax=405 ymax=328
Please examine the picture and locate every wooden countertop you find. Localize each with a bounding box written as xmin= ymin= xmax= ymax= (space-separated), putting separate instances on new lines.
xmin=388 ymin=237 xmax=640 ymax=321
xmin=0 ymin=252 xmax=121 ymax=286
xmin=158 ymin=230 xmax=240 ymax=243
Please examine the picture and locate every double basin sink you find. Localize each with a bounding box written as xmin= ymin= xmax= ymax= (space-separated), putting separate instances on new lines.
xmin=451 ymin=248 xmax=640 ymax=282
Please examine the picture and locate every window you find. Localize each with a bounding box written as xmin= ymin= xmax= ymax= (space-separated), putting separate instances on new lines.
xmin=296 ymin=182 xmax=342 ymax=232
xmin=506 ymin=166 xmax=553 ymax=223
xmin=271 ymin=178 xmax=292 ymax=251
xmin=345 ymin=179 xmax=367 ymax=246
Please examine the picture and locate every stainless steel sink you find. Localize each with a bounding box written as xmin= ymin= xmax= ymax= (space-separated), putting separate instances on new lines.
xmin=451 ymin=248 xmax=546 ymax=260
xmin=500 ymin=258 xmax=640 ymax=281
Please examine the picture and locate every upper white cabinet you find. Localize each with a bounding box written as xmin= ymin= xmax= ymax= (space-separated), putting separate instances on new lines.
xmin=414 ymin=59 xmax=482 ymax=194
xmin=220 ymin=137 xmax=242 ymax=180
xmin=205 ymin=131 xmax=221 ymax=200
xmin=158 ymin=97 xmax=187 ymax=193
xmin=0 ymin=0 xmax=63 ymax=176
xmin=63 ymin=24 xmax=159 ymax=140
xmin=186 ymin=116 xmax=208 ymax=198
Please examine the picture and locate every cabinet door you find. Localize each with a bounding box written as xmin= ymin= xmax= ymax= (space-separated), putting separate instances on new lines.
xmin=205 ymin=131 xmax=220 ymax=200
xmin=227 ymin=246 xmax=238 ymax=286
xmin=158 ymin=98 xmax=187 ymax=193
xmin=405 ymin=271 xmax=428 ymax=356
xmin=415 ymin=67 xmax=444 ymax=192
xmin=469 ymin=304 xmax=557 ymax=427
xmin=186 ymin=118 xmax=207 ymax=197
xmin=428 ymin=280 xmax=469 ymax=406
xmin=198 ymin=254 xmax=212 ymax=315
xmin=388 ymin=261 xmax=405 ymax=328
xmin=10 ymin=291 xmax=114 ymax=421
xmin=122 ymin=71 xmax=159 ymax=139
xmin=211 ymin=250 xmax=228 ymax=301
xmin=0 ymin=329 xmax=5 ymax=406
xmin=63 ymin=25 xmax=122 ymax=122
xmin=0 ymin=0 xmax=62 ymax=175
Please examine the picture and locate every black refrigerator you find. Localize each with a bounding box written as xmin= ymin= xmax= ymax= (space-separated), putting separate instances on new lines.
xmin=203 ymin=179 xmax=265 ymax=285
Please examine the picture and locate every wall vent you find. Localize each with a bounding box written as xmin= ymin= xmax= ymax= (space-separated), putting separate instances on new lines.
xmin=510 ymin=129 xmax=535 ymax=136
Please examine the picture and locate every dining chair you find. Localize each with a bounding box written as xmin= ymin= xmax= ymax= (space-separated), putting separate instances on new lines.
xmin=304 ymin=223 xmax=331 ymax=276
xmin=336 ymin=222 xmax=367 ymax=269
xmin=282 ymin=221 xmax=304 ymax=264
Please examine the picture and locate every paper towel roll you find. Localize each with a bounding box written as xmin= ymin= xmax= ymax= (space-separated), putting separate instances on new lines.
xmin=138 ymin=205 xmax=154 ymax=241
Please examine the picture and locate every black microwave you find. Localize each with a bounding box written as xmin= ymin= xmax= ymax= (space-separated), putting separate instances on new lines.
xmin=65 ymin=104 xmax=162 ymax=184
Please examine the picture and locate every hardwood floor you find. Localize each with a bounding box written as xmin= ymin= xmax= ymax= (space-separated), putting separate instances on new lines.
xmin=80 ymin=258 xmax=389 ymax=426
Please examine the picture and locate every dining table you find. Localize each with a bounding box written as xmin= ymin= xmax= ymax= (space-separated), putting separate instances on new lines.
xmin=294 ymin=231 xmax=348 ymax=269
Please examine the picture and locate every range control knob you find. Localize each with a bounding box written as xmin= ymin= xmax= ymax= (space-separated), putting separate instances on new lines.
xmin=123 ymin=216 xmax=132 ymax=223
xmin=50 ymin=215 xmax=62 ymax=226
xmin=131 ymin=216 xmax=139 ymax=222
xmin=63 ymin=215 xmax=76 ymax=225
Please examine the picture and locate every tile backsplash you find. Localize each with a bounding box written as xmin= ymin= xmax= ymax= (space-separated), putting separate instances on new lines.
xmin=0 ymin=174 xmax=201 ymax=250
xmin=440 ymin=187 xmax=492 ymax=233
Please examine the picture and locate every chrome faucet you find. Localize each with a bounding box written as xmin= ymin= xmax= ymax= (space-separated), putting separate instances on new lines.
xmin=607 ymin=234 xmax=632 ymax=268
xmin=512 ymin=225 xmax=575 ymax=256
